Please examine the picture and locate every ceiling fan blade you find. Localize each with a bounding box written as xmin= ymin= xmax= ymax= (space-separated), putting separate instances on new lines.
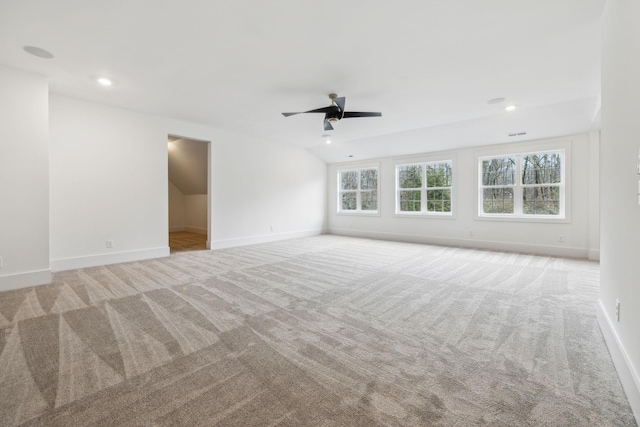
xmin=282 ymin=106 xmax=337 ymax=117
xmin=323 ymin=117 xmax=334 ymax=131
xmin=334 ymin=96 xmax=346 ymax=113
xmin=342 ymin=111 xmax=382 ymax=118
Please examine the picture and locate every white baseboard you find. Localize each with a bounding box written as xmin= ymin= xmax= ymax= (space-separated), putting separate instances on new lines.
xmin=328 ymin=228 xmax=589 ymax=258
xmin=209 ymin=229 xmax=324 ymax=250
xmin=588 ymin=249 xmax=600 ymax=261
xmin=0 ymin=269 xmax=52 ymax=291
xmin=169 ymin=226 xmax=185 ymax=232
xmin=185 ymin=226 xmax=207 ymax=235
xmin=51 ymin=247 xmax=170 ymax=272
xmin=597 ymin=300 xmax=640 ymax=424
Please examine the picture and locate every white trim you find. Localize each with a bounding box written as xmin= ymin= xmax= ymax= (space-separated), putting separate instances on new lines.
xmin=393 ymin=152 xmax=458 ymax=219
xmin=209 ymin=228 xmax=324 ymax=250
xmin=0 ymin=269 xmax=52 ymax=291
xmin=169 ymin=226 xmax=185 ymax=232
xmin=328 ymin=228 xmax=589 ymax=258
xmin=477 ymin=150 xmax=566 ymax=220
xmin=184 ymin=226 xmax=207 ymax=235
xmin=51 ymin=247 xmax=170 ymax=272
xmin=475 ymin=139 xmax=572 ymax=223
xmin=597 ymin=300 xmax=640 ymax=424
xmin=336 ymin=163 xmax=380 ymax=215
xmin=588 ymin=249 xmax=600 ymax=261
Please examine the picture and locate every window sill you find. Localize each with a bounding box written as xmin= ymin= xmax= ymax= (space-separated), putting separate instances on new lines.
xmin=337 ymin=211 xmax=381 ymax=217
xmin=394 ymin=212 xmax=456 ymax=220
xmin=475 ymin=214 xmax=569 ymax=224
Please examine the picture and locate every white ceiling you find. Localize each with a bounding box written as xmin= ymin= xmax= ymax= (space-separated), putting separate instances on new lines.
xmin=0 ymin=1 xmax=604 ymax=163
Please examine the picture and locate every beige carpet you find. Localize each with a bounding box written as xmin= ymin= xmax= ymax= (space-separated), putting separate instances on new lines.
xmin=0 ymin=235 xmax=636 ymax=426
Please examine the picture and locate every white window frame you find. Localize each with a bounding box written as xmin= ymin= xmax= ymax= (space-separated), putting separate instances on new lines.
xmin=395 ymin=160 xmax=454 ymax=217
xmin=477 ymin=148 xmax=567 ymax=221
xmin=337 ymin=166 xmax=380 ymax=215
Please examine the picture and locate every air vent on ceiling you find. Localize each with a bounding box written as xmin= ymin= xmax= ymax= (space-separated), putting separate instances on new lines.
xmin=508 ymin=132 xmax=527 ymax=137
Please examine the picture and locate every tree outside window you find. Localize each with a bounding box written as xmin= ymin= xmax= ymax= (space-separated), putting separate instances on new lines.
xmin=397 ymin=161 xmax=452 ymax=215
xmin=479 ymin=151 xmax=563 ymax=218
xmin=338 ymin=167 xmax=378 ymax=213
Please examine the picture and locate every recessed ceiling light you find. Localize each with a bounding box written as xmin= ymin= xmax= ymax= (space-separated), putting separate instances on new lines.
xmin=325 ymin=139 xmax=332 ymax=144
xmin=487 ymin=97 xmax=505 ymax=104
xmin=97 ymin=78 xmax=113 ymax=86
xmin=23 ymin=46 xmax=54 ymax=59
xmin=505 ymin=105 xmax=516 ymax=111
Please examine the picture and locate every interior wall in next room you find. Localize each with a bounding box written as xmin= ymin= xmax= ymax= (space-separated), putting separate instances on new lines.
xmin=184 ymin=195 xmax=207 ymax=235
xmin=169 ymin=181 xmax=186 ymax=232
xmin=168 ymin=137 xmax=209 ymax=236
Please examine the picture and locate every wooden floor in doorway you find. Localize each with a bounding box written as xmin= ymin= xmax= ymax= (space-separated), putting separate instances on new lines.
xmin=169 ymin=231 xmax=207 ymax=253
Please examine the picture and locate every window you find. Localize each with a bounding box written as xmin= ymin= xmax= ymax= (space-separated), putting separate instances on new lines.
xmin=479 ymin=150 xmax=564 ymax=218
xmin=396 ymin=161 xmax=452 ymax=215
xmin=338 ymin=167 xmax=379 ymax=213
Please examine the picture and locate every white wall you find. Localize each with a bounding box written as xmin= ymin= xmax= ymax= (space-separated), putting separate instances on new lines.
xmin=205 ymin=131 xmax=327 ymax=248
xmin=0 ymin=66 xmax=51 ymax=291
xmin=49 ymin=94 xmax=327 ymax=270
xmin=168 ymin=181 xmax=185 ymax=232
xmin=599 ymin=0 xmax=640 ymax=420
xmin=184 ymin=195 xmax=207 ymax=235
xmin=50 ymin=95 xmax=170 ymax=270
xmin=328 ymin=133 xmax=598 ymax=259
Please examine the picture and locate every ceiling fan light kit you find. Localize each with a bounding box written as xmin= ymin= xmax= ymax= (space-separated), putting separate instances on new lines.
xmin=282 ymin=94 xmax=381 ymax=131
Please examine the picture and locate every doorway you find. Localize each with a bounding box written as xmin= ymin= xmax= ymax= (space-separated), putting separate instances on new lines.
xmin=168 ymin=135 xmax=210 ymax=253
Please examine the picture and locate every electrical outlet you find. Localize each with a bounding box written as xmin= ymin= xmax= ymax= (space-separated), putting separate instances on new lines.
xmin=0 ymin=256 xmax=3 ymax=269
xmin=616 ymin=299 xmax=621 ymax=322
xmin=106 ymin=240 xmax=114 ymax=248
xmin=558 ymin=235 xmax=565 ymax=242
xmin=270 ymin=225 xmax=274 ymax=232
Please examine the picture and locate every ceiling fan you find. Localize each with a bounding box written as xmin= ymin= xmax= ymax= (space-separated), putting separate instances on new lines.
xmin=282 ymin=94 xmax=382 ymax=131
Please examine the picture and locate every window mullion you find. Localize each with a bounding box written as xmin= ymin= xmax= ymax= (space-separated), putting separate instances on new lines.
xmin=514 ymin=155 xmax=522 ymax=215
xmin=356 ymin=171 xmax=362 ymax=211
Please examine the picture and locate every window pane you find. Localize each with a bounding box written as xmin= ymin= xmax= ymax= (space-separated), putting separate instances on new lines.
xmin=360 ymin=169 xmax=378 ymax=190
xmin=482 ymin=157 xmax=515 ymax=186
xmin=483 ymin=188 xmax=514 ymax=213
xmin=426 ymin=163 xmax=452 ymax=187
xmin=399 ymin=190 xmax=421 ymax=211
xmin=522 ymin=153 xmax=562 ymax=185
xmin=523 ymin=186 xmax=560 ymax=215
xmin=361 ymin=191 xmax=378 ymax=210
xmin=341 ymin=192 xmax=357 ymax=210
xmin=399 ymin=165 xmax=422 ymax=189
xmin=340 ymin=171 xmax=358 ymax=190
xmin=426 ymin=189 xmax=451 ymax=212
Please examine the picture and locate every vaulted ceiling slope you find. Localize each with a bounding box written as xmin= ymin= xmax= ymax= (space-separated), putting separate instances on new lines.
xmin=0 ymin=1 xmax=604 ymax=163
xmin=168 ymin=137 xmax=208 ymax=195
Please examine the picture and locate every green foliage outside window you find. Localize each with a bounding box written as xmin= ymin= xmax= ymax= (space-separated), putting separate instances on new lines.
xmin=398 ymin=162 xmax=452 ymax=213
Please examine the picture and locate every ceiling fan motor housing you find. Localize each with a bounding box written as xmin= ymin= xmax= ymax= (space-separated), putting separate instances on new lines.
xmin=327 ymin=109 xmax=342 ymax=122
